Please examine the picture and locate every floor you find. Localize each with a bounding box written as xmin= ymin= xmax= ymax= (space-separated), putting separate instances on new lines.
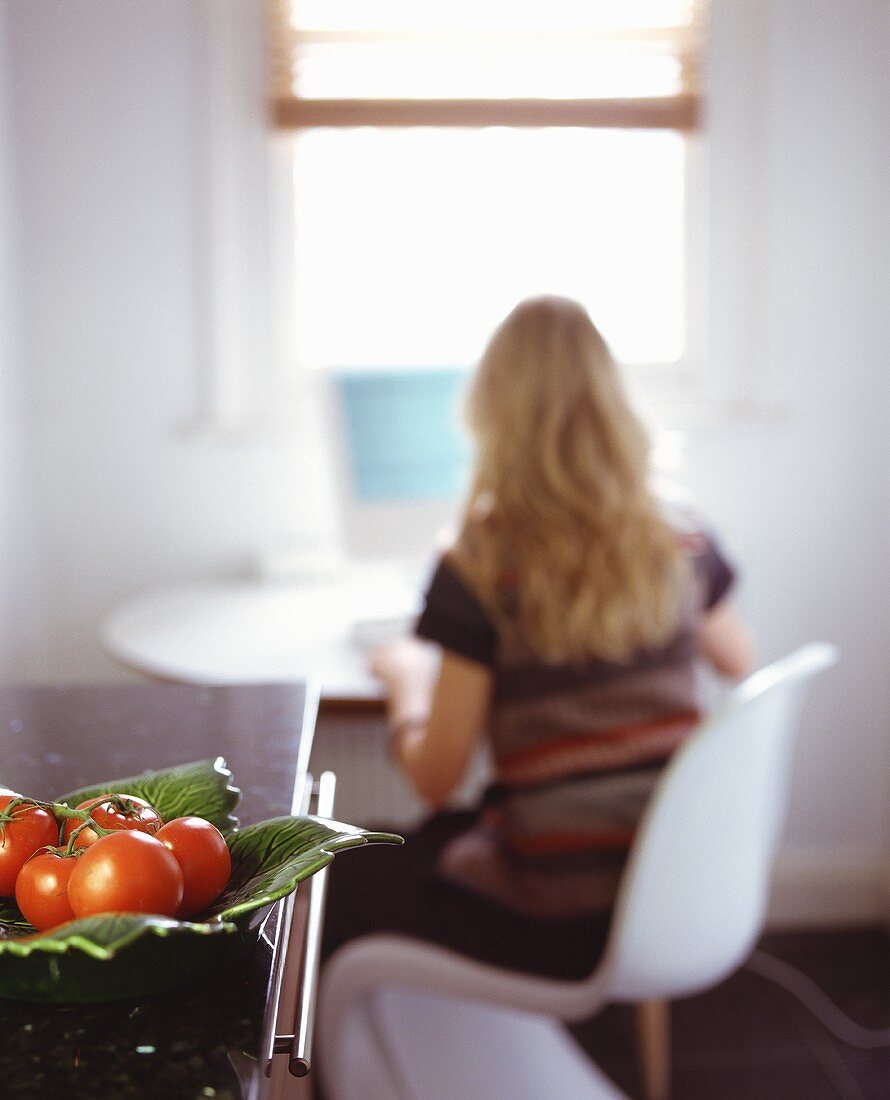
xmin=570 ymin=928 xmax=890 ymax=1099
xmin=307 ymin=928 xmax=890 ymax=1099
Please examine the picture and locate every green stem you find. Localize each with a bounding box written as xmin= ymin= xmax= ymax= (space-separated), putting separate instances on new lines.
xmin=0 ymin=796 xmax=26 ymax=818
xmin=36 ymin=800 xmax=125 ymax=835
xmin=43 ymin=802 xmax=89 ymax=822
xmin=64 ymin=819 xmax=96 ymax=854
xmin=0 ymin=797 xmax=119 ymax=852
xmin=2 ymin=797 xmax=85 ymax=822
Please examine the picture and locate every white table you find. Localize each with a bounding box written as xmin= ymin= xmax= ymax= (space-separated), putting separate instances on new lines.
xmin=101 ymin=563 xmax=425 ymax=704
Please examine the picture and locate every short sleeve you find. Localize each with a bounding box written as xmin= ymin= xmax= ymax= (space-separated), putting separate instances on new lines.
xmin=695 ymin=531 xmax=736 ymax=609
xmin=415 ymin=559 xmax=497 ymax=666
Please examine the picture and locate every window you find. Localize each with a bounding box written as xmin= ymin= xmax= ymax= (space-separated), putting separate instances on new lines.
xmin=269 ymin=1 xmax=705 ymax=379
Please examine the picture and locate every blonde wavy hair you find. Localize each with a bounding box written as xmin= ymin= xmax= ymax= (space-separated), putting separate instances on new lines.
xmin=451 ymin=296 xmax=687 ymax=664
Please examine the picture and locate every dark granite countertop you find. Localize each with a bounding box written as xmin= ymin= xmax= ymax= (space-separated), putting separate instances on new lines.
xmin=0 ymin=681 xmax=314 ymax=1099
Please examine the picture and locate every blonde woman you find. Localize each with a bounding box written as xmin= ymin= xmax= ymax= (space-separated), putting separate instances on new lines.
xmin=322 ymin=296 xmax=753 ymax=978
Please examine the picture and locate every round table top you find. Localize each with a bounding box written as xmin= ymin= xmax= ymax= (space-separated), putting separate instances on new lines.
xmin=101 ymin=565 xmax=424 ymax=701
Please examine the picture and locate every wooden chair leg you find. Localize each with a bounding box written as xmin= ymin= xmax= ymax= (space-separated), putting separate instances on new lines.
xmin=636 ymin=999 xmax=671 ymax=1100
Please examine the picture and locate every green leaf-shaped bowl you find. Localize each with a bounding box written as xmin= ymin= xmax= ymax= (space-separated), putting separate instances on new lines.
xmin=0 ymin=758 xmax=402 ymax=1002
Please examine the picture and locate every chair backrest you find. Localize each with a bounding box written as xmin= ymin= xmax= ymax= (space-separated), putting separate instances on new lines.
xmin=601 ymin=643 xmax=838 ymax=1004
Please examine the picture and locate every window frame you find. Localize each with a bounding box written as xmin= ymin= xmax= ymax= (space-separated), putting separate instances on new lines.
xmin=191 ymin=2 xmax=714 ymax=435
xmin=268 ymin=5 xmax=708 ymax=404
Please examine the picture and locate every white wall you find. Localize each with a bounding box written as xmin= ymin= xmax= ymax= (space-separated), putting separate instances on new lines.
xmin=2 ymin=0 xmax=326 ymax=680
xmin=0 ymin=12 xmax=38 ymax=677
xmin=1 ymin=0 xmax=889 ymax=921
xmin=688 ymin=0 xmax=890 ymax=922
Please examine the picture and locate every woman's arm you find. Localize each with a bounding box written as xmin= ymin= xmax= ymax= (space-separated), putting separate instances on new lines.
xmin=370 ymin=639 xmax=493 ymax=808
xmin=698 ymin=599 xmax=755 ymax=680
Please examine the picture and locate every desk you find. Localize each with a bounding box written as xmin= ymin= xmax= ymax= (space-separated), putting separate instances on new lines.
xmin=102 ymin=564 xmax=425 ymax=704
xmin=0 ymin=680 xmax=316 ymax=1098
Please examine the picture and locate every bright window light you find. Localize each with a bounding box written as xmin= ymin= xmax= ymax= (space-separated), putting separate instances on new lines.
xmin=292 ymin=127 xmax=685 ymax=369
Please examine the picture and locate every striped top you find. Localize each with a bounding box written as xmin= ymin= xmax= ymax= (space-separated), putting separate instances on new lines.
xmin=415 ymin=523 xmax=735 ymax=918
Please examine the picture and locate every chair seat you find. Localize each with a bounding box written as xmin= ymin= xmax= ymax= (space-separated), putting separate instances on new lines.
xmin=368 ymin=986 xmax=629 ymax=1100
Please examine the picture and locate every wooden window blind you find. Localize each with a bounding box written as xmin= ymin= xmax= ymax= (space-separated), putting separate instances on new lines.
xmin=268 ymin=1 xmax=706 ymax=131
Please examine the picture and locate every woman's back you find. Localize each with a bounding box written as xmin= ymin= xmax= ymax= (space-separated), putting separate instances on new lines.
xmin=417 ymin=516 xmax=735 ymax=918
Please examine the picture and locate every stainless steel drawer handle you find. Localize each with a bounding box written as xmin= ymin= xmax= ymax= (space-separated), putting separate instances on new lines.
xmin=259 ymin=769 xmax=315 ymax=1081
xmin=288 ymin=768 xmax=336 ymax=1076
xmin=261 ymin=769 xmax=337 ymax=1080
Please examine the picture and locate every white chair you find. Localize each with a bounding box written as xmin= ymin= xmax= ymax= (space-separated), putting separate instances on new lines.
xmin=318 ymin=644 xmax=838 ymax=1100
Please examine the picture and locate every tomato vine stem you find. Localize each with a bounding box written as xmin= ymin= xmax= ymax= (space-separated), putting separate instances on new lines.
xmin=0 ymin=797 xmax=117 ymax=847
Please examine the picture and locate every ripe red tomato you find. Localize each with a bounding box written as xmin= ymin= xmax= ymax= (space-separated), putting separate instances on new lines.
xmin=0 ymin=794 xmax=59 ymax=895
xmin=156 ymin=816 xmax=232 ymax=918
xmin=67 ymin=831 xmax=184 ymax=919
xmin=15 ymin=847 xmax=80 ymax=930
xmin=62 ymin=793 xmax=163 ymax=849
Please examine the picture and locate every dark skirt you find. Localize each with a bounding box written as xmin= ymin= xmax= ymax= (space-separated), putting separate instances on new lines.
xmin=321 ymin=810 xmax=612 ymax=981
